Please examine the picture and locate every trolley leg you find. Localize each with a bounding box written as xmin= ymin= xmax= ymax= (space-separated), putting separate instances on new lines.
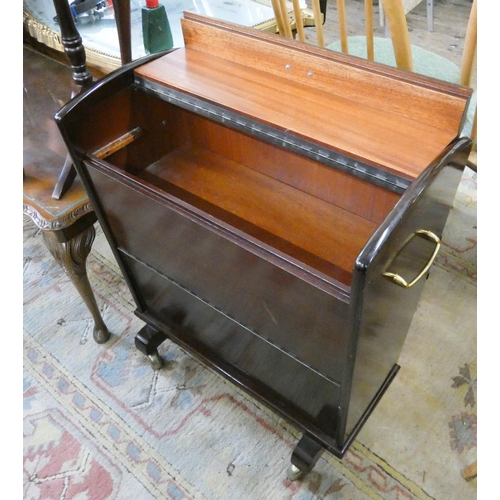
xmin=287 ymin=433 xmax=324 ymax=480
xmin=134 ymin=324 xmax=167 ymax=370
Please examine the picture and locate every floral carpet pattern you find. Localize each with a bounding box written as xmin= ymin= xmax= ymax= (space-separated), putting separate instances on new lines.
xmin=23 ymin=168 xmax=477 ymax=500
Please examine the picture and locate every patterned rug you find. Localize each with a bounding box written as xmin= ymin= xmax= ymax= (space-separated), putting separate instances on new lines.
xmin=23 ymin=168 xmax=477 ymax=500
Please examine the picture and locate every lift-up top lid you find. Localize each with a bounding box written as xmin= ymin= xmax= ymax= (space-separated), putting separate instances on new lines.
xmin=134 ymin=12 xmax=472 ymax=185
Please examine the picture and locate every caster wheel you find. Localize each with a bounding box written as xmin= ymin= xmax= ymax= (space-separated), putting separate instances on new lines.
xmin=287 ymin=464 xmax=305 ymax=481
xmin=148 ymin=351 xmax=163 ymax=370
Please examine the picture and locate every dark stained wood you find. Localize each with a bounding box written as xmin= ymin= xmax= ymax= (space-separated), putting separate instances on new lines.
xmin=85 ymin=158 xmax=353 ymax=380
xmin=50 ymin=0 xmax=95 ymax=199
xmin=113 ymin=0 xmax=132 ymax=65
xmin=342 ymin=139 xmax=470 ymax=443
xmin=124 ymin=254 xmax=345 ymax=438
xmin=54 ymin=16 xmax=473 ymax=476
xmin=52 ymin=0 xmax=93 ymax=88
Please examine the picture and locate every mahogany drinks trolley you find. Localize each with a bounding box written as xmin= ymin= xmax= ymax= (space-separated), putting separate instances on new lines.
xmin=56 ymin=13 xmax=473 ymax=479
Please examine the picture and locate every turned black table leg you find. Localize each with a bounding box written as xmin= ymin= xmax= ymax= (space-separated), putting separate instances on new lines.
xmin=135 ymin=324 xmax=168 ymax=370
xmin=51 ymin=0 xmax=95 ymax=200
xmin=51 ymin=0 xmax=133 ymax=199
xmin=52 ymin=0 xmax=93 ymax=87
xmin=42 ymin=226 xmax=110 ymax=344
xmin=287 ymin=434 xmax=324 ymax=481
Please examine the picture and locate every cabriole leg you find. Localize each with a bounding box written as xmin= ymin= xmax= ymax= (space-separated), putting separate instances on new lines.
xmin=287 ymin=434 xmax=324 ymax=481
xmin=42 ymin=227 xmax=110 ymax=344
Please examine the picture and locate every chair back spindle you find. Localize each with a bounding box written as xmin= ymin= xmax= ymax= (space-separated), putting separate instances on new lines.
xmin=271 ymin=0 xmax=413 ymax=70
xmin=271 ymin=0 xmax=288 ymax=37
xmin=280 ymin=0 xmax=294 ymax=38
xmin=325 ymin=0 xmax=414 ymax=69
xmin=272 ymin=0 xmax=324 ymax=45
xmin=332 ymin=0 xmax=413 ymax=71
xmin=381 ymin=0 xmax=413 ymax=71
xmin=364 ymin=0 xmax=374 ymax=61
xmin=459 ymin=0 xmax=477 ymax=87
xmin=336 ymin=0 xmax=347 ymax=52
xmin=312 ymin=0 xmax=325 ymax=47
xmin=292 ymin=0 xmax=306 ymax=42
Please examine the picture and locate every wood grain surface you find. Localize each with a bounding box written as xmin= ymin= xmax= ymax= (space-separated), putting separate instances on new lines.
xmin=135 ymin=13 xmax=471 ymax=182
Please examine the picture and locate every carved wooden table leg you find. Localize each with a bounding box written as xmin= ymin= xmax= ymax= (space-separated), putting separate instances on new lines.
xmin=42 ymin=226 xmax=110 ymax=344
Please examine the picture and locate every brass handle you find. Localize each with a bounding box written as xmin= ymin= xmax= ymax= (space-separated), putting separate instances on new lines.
xmin=383 ymin=229 xmax=441 ymax=289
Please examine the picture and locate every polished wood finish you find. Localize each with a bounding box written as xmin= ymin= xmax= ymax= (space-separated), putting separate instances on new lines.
xmin=137 ymin=14 xmax=470 ymax=181
xmin=136 ymin=50 xmax=461 ymax=181
xmin=23 ymin=46 xmax=109 ymax=343
xmin=141 ymin=146 xmax=378 ymax=284
xmin=55 ymin=15 xmax=472 ymax=476
xmin=321 ymin=0 xmax=476 ymax=146
xmin=42 ymin=227 xmax=109 ymax=342
xmin=288 ymin=433 xmax=324 ymax=480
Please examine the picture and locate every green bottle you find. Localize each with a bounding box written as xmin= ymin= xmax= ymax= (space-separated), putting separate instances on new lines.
xmin=142 ymin=0 xmax=174 ymax=54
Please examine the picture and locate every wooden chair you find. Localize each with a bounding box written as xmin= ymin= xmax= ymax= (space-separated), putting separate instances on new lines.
xmin=271 ymin=0 xmax=477 ymax=149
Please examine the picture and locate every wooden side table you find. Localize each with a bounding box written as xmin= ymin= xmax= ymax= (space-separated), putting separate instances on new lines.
xmin=23 ymin=46 xmax=110 ymax=343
